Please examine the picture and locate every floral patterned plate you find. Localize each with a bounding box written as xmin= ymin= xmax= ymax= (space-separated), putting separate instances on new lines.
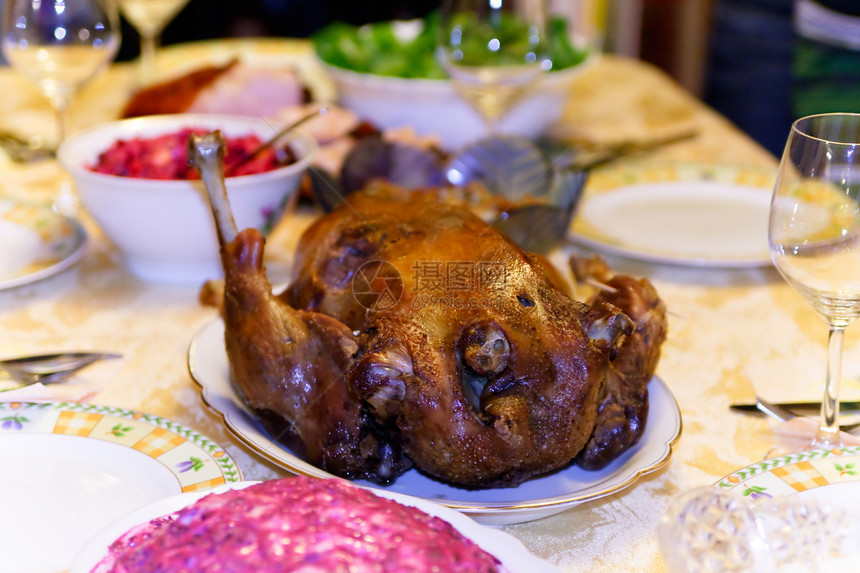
xmin=569 ymin=163 xmax=776 ymax=268
xmin=0 ymin=196 xmax=87 ymax=290
xmin=0 ymin=401 xmax=241 ymax=573
xmin=715 ymin=446 xmax=860 ymax=511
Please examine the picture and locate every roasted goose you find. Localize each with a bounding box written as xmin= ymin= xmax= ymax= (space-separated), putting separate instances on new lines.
xmin=190 ymin=133 xmax=667 ymax=488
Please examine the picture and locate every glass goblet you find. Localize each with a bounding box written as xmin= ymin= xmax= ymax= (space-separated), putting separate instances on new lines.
xmin=118 ymin=0 xmax=190 ymax=84
xmin=1 ymin=0 xmax=121 ymax=144
xmin=768 ymin=112 xmax=860 ymax=448
xmin=436 ymin=0 xmax=549 ymax=133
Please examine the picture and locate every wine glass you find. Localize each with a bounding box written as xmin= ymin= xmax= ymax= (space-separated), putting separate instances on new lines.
xmin=1 ymin=0 xmax=120 ymax=144
xmin=436 ymin=0 xmax=549 ymax=133
xmin=768 ymin=112 xmax=860 ymax=448
xmin=118 ymin=0 xmax=190 ymax=84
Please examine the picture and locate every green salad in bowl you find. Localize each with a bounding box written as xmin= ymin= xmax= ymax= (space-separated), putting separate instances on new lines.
xmin=310 ymin=12 xmax=593 ymax=148
xmin=312 ymin=12 xmax=589 ymax=79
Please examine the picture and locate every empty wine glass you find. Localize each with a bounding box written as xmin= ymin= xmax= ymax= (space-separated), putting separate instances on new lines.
xmin=436 ymin=0 xmax=549 ymax=133
xmin=768 ymin=112 xmax=860 ymax=448
xmin=1 ymin=0 xmax=120 ymax=144
xmin=118 ymin=0 xmax=190 ymax=84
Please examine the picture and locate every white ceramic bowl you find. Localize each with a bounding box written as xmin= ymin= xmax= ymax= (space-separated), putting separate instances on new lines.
xmin=323 ymin=58 xmax=595 ymax=150
xmin=58 ymin=114 xmax=317 ymax=284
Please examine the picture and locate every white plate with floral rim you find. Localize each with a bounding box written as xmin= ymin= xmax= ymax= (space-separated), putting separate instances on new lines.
xmin=72 ymin=480 xmax=558 ymax=573
xmin=0 ymin=197 xmax=87 ymax=290
xmin=715 ymin=446 xmax=860 ymax=512
xmin=188 ymin=317 xmax=682 ymax=526
xmin=0 ymin=401 xmax=242 ymax=573
xmin=569 ymin=163 xmax=776 ymax=268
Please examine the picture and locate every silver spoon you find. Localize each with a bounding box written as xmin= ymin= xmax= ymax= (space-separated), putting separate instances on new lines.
xmin=0 ymin=352 xmax=121 ymax=387
xmin=224 ymin=107 xmax=326 ymax=176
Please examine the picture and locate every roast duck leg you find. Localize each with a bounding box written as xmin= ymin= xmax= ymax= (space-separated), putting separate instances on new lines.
xmin=189 ymin=132 xmax=404 ymax=482
xmin=189 ymin=132 xmax=667 ymax=488
xmin=569 ymin=255 xmax=668 ymax=470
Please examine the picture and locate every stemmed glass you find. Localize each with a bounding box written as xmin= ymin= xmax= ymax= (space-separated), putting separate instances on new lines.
xmin=1 ymin=0 xmax=120 ymax=144
xmin=118 ymin=0 xmax=190 ymax=84
xmin=436 ymin=0 xmax=549 ymax=133
xmin=768 ymin=112 xmax=860 ymax=448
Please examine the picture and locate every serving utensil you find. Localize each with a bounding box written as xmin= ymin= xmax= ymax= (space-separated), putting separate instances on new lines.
xmin=225 ymin=107 xmax=325 ymax=176
xmin=549 ymin=128 xmax=700 ymax=171
xmin=443 ymin=136 xmax=587 ymax=253
xmin=0 ymin=352 xmax=121 ymax=388
xmin=309 ymin=128 xmax=697 ymax=254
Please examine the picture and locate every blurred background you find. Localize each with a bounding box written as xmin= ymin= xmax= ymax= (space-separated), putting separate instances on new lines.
xmin=4 ymin=0 xmax=859 ymax=157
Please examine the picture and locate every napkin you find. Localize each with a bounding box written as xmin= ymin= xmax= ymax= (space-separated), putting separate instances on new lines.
xmin=0 ymin=376 xmax=109 ymax=403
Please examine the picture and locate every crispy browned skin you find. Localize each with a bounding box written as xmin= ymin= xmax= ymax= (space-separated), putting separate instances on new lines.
xmin=283 ymin=185 xmax=634 ymax=487
xmin=206 ymin=161 xmax=665 ymax=486
xmin=570 ymin=255 xmax=668 ymax=470
xmin=121 ymin=60 xmax=237 ymax=118
xmin=219 ymin=227 xmax=407 ymax=482
xmin=189 ymin=132 xmax=402 ymax=483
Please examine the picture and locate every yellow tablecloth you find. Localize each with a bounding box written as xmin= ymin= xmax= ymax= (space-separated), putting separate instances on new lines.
xmin=2 ymin=39 xmax=855 ymax=573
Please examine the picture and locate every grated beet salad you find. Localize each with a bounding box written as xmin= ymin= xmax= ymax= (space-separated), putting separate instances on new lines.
xmin=91 ymin=476 xmax=502 ymax=573
xmin=88 ymin=128 xmax=284 ymax=179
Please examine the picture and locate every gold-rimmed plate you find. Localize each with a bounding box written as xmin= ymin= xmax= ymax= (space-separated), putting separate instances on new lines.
xmin=188 ymin=318 xmax=682 ymax=526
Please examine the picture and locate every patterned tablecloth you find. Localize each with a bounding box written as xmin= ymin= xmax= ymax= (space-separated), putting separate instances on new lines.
xmin=2 ymin=39 xmax=855 ymax=572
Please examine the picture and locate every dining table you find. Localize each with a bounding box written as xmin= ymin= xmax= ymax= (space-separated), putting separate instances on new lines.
xmin=1 ymin=37 xmax=857 ymax=573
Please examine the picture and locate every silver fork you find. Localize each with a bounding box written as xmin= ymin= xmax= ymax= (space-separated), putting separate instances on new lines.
xmin=755 ymin=395 xmax=860 ymax=433
xmin=0 ymin=352 xmax=121 ymax=388
xmin=0 ymin=131 xmax=55 ymax=163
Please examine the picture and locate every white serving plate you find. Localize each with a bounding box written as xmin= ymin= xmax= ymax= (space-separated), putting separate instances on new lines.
xmin=188 ymin=317 xmax=682 ymax=526
xmin=570 ymin=163 xmax=776 ymax=268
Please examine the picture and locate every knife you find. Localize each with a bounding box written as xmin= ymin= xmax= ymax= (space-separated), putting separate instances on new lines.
xmin=731 ymin=400 xmax=860 ymax=414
